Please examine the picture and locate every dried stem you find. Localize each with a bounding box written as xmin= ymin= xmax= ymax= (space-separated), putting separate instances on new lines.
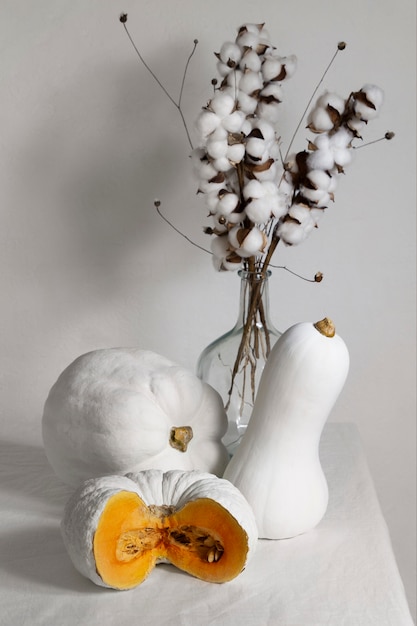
xmin=121 ymin=15 xmax=195 ymax=150
xmin=284 ymin=42 xmax=346 ymax=161
xmin=353 ymin=131 xmax=395 ymax=149
xmin=154 ymin=201 xmax=211 ymax=255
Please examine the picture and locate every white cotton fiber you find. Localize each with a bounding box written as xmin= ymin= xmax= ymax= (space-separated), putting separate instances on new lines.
xmin=206 ymin=137 xmax=228 ymax=159
xmin=222 ymin=110 xmax=246 ymax=133
xmin=240 ymin=49 xmax=262 ymax=72
xmin=219 ymin=42 xmax=242 ymax=66
xmin=309 ymin=106 xmax=334 ymax=132
xmin=239 ymin=71 xmax=263 ymax=95
xmin=361 ymin=84 xmax=384 ymax=109
xmin=195 ymin=110 xmax=220 ymax=138
xmin=277 ymin=219 xmax=307 ymax=245
xmin=281 ymin=55 xmax=297 ymax=78
xmin=262 ymin=57 xmax=283 ymax=82
xmin=218 ymin=192 xmax=239 ymax=215
xmin=246 ymin=137 xmax=269 ymax=161
xmin=317 ymin=91 xmax=345 ymax=113
xmin=307 ymin=148 xmax=335 ymax=171
xmin=210 ymin=92 xmax=235 ymax=117
xmin=227 ymin=142 xmax=246 ymax=164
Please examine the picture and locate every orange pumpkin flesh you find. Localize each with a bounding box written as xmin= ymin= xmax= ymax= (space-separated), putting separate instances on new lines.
xmin=93 ymin=491 xmax=249 ymax=589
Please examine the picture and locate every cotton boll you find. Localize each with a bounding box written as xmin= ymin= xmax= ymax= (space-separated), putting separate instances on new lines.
xmin=224 ymin=69 xmax=243 ymax=89
xmin=307 ymin=148 xmax=335 ymax=171
xmin=228 ymin=226 xmax=267 ymax=258
xmin=216 ymin=61 xmax=233 ymax=77
xmin=195 ymin=110 xmax=220 ymax=139
xmin=239 ymin=49 xmax=262 ymax=72
xmin=226 ymin=211 xmax=245 ymax=225
xmin=306 ymin=169 xmax=332 ymax=191
xmin=246 ymin=137 xmax=269 ymax=161
xmin=256 ymin=101 xmax=281 ymax=123
xmin=270 ymin=189 xmax=288 ymax=219
xmin=314 ymin=192 xmax=331 ymax=208
xmin=277 ymin=219 xmax=308 ymax=245
xmin=206 ymin=136 xmax=228 ymax=159
xmin=239 ymin=71 xmax=263 ymax=95
xmin=219 ymin=42 xmax=242 ymax=66
xmin=254 ymin=160 xmax=279 ymax=182
xmin=317 ymin=91 xmax=345 ymax=114
xmin=212 ymin=156 xmax=233 ymax=172
xmin=332 ymin=146 xmax=352 ymax=168
xmin=347 ymin=116 xmax=365 ymax=136
xmin=222 ymin=110 xmax=246 ymax=133
xmin=310 ymin=207 xmax=325 ymax=225
xmin=314 ymin=134 xmax=332 ymax=151
xmin=227 ymin=142 xmax=246 ymax=164
xmin=211 ymin=234 xmax=242 ymax=272
xmin=236 ymin=30 xmax=261 ymax=50
xmin=353 ymin=99 xmax=379 ymax=121
xmin=308 ymin=106 xmax=334 ymax=132
xmin=211 ymin=234 xmax=242 ymax=271
xmin=228 ymin=225 xmax=242 ymax=249
xmin=330 ymin=127 xmax=353 ymax=149
xmin=211 ymin=233 xmax=230 ymax=257
xmin=210 ymin=92 xmax=236 ymax=117
xmin=360 ymin=84 xmax=384 ymax=110
xmin=289 ymin=203 xmax=311 ymax=224
xmin=205 ymin=191 xmax=221 ymax=213
xmin=281 ymin=55 xmax=297 ymax=78
xmin=243 ymin=179 xmax=263 ymax=201
xmin=218 ymin=192 xmax=239 ymax=215
xmin=195 ymin=159 xmax=218 ymax=181
xmin=245 ymin=197 xmax=271 ymax=223
xmin=252 ymin=119 xmax=276 ymax=144
xmin=260 ymin=83 xmax=283 ymax=102
xmin=236 ymin=91 xmax=259 ymax=115
xmin=299 ymin=184 xmax=329 ymax=204
xmin=198 ymin=177 xmax=226 ymax=194
xmin=239 ymin=227 xmax=268 ymax=257
xmin=262 ymin=56 xmax=283 ymax=82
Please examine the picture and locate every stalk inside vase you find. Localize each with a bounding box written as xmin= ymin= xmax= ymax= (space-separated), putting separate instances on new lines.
xmin=197 ymin=270 xmax=281 ymax=454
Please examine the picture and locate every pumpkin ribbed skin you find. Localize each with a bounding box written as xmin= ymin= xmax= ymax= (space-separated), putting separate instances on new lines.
xmin=61 ymin=469 xmax=258 ymax=589
xmin=43 ymin=349 xmax=229 ymax=486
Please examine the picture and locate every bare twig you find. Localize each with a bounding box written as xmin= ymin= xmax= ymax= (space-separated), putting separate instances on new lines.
xmin=120 ymin=14 xmax=195 ymax=150
xmin=154 ymin=200 xmax=211 ymax=255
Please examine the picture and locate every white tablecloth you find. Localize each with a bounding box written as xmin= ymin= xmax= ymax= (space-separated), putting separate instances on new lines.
xmin=0 ymin=423 xmax=413 ymax=626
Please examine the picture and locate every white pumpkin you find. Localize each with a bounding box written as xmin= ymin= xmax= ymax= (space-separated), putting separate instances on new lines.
xmin=224 ymin=318 xmax=349 ymax=539
xmin=43 ymin=348 xmax=229 ymax=487
xmin=61 ymin=469 xmax=258 ymax=589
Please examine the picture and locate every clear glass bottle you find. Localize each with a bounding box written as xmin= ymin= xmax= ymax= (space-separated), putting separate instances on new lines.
xmin=197 ymin=270 xmax=281 ymax=455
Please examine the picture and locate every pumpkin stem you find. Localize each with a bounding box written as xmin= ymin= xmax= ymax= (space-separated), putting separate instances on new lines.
xmin=169 ymin=426 xmax=194 ymax=452
xmin=314 ymin=317 xmax=336 ymax=338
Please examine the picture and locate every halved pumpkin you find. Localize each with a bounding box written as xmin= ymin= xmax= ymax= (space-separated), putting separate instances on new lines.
xmin=61 ymin=470 xmax=258 ymax=589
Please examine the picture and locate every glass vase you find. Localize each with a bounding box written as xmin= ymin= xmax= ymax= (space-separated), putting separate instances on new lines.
xmin=197 ymin=269 xmax=281 ymax=455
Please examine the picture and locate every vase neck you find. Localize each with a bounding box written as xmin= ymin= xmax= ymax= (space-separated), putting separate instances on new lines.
xmin=234 ymin=270 xmax=274 ymax=330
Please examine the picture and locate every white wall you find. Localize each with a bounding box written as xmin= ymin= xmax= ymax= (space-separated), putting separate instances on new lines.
xmin=1 ymin=0 xmax=415 ymax=617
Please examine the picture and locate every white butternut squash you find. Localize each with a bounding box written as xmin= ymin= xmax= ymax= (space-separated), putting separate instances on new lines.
xmin=224 ymin=318 xmax=349 ymax=539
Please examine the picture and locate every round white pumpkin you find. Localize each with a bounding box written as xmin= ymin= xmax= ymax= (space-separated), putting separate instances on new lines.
xmin=42 ymin=348 xmax=229 ymax=487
